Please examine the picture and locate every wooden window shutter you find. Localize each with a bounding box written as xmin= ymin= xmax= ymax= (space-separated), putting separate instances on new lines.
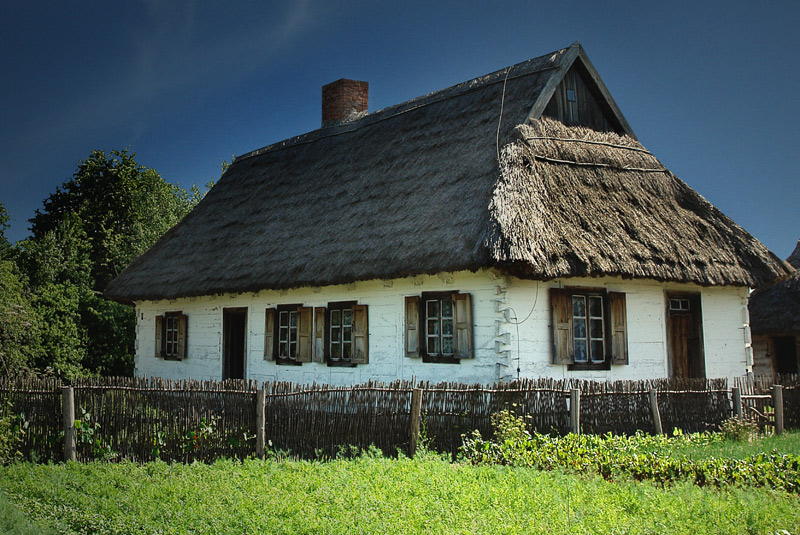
xmin=609 ymin=292 xmax=629 ymax=365
xmin=177 ymin=314 xmax=188 ymax=360
xmin=453 ymin=293 xmax=473 ymax=359
xmin=351 ymin=304 xmax=369 ymax=364
xmin=405 ymin=296 xmax=420 ymax=358
xmin=264 ymin=308 xmax=275 ymax=361
xmin=550 ymin=289 xmax=573 ymax=364
xmin=296 ymin=306 xmax=313 ymax=363
xmin=313 ymin=307 xmax=326 ymax=363
xmin=155 ymin=315 xmax=164 ymax=358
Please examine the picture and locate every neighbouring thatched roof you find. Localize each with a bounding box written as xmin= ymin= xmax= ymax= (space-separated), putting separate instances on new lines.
xmin=486 ymin=119 xmax=791 ymax=287
xmin=105 ymin=45 xmax=791 ymax=304
xmin=750 ymin=241 xmax=800 ymax=335
xmin=788 ymin=241 xmax=800 ymax=269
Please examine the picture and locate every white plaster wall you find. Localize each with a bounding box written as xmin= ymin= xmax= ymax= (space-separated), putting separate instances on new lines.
xmin=134 ymin=271 xmax=510 ymax=385
xmin=503 ymin=277 xmax=750 ymax=382
xmin=134 ymin=271 xmax=752 ymax=384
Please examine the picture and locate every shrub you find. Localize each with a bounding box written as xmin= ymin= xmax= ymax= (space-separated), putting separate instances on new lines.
xmin=719 ymin=416 xmax=759 ymax=442
xmin=0 ymin=401 xmax=24 ymax=464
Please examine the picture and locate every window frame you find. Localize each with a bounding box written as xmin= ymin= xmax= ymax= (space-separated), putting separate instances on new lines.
xmin=418 ymin=291 xmax=468 ymax=363
xmin=275 ymin=304 xmax=302 ymax=366
xmin=325 ymin=301 xmax=358 ymax=367
xmin=157 ymin=311 xmax=186 ymax=361
xmin=568 ymin=289 xmax=611 ymax=371
xmin=552 ymin=288 xmax=618 ymax=371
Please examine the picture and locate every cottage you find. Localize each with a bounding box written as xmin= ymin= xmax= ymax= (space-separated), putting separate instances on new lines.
xmin=749 ymin=241 xmax=800 ymax=376
xmin=105 ymin=43 xmax=790 ymax=385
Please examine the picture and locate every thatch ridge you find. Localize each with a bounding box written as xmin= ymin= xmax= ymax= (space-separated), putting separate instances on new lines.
xmin=486 ymin=118 xmax=790 ymax=287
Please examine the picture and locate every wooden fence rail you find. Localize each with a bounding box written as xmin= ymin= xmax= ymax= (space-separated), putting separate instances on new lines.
xmin=0 ymin=375 xmax=797 ymax=463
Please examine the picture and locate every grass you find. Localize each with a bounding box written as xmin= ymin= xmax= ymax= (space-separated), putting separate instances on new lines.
xmin=1 ymin=439 xmax=800 ymax=535
xmin=0 ymin=490 xmax=57 ymax=535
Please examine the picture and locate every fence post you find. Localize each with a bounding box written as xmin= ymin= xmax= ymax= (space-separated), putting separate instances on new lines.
xmin=648 ymin=388 xmax=663 ymax=435
xmin=409 ymin=387 xmax=423 ymax=457
xmin=731 ymin=387 xmax=742 ymax=419
xmin=773 ymin=385 xmax=784 ymax=435
xmin=255 ymin=388 xmax=266 ymax=460
xmin=569 ymin=389 xmax=580 ymax=435
xmin=62 ymin=386 xmax=76 ymax=462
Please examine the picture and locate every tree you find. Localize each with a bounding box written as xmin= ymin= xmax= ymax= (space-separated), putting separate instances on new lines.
xmin=19 ymin=150 xmax=206 ymax=377
xmin=30 ymin=149 xmax=204 ymax=291
xmin=0 ymin=259 xmax=39 ymax=376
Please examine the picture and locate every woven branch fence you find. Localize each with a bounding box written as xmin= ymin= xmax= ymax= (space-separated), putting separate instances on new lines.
xmin=1 ymin=375 xmax=797 ymax=463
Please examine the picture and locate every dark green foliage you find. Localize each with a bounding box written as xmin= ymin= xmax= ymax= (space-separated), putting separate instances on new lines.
xmin=30 ymin=149 xmax=203 ymax=291
xmin=1 ymin=151 xmax=207 ymax=377
xmin=0 ymin=261 xmax=38 ymax=375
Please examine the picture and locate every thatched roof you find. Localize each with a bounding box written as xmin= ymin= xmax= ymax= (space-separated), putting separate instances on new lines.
xmin=749 ymin=241 xmax=800 ymax=335
xmin=487 ymin=119 xmax=790 ymax=286
xmin=788 ymin=241 xmax=800 ymax=269
xmin=105 ymin=44 xmax=791 ymax=303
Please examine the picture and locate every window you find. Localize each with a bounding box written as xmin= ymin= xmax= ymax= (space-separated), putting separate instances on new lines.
xmin=669 ymin=298 xmax=690 ymax=312
xmin=155 ymin=312 xmax=187 ymax=360
xmin=425 ymin=296 xmax=455 ymax=357
xmin=405 ymin=292 xmax=473 ymax=362
xmin=278 ymin=308 xmax=299 ymax=360
xmin=264 ymin=303 xmax=368 ymax=365
xmin=327 ymin=301 xmax=356 ymax=365
xmin=550 ymin=289 xmax=628 ymax=368
xmin=571 ymin=294 xmax=605 ymax=364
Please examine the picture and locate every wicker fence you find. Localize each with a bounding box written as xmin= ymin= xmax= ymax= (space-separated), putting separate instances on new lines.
xmin=1 ymin=375 xmax=798 ymax=463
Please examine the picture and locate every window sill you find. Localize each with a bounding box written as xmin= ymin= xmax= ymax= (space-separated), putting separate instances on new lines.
xmin=567 ymin=362 xmax=610 ymax=371
xmin=276 ymin=358 xmax=303 ymax=366
xmin=422 ymin=355 xmax=460 ymax=364
xmin=327 ymin=360 xmax=357 ymax=368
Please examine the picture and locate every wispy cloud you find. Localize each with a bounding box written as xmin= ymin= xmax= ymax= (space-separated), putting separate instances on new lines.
xmin=15 ymin=0 xmax=320 ymax=150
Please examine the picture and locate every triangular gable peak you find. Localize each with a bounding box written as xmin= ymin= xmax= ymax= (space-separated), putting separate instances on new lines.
xmin=527 ymin=42 xmax=636 ymax=139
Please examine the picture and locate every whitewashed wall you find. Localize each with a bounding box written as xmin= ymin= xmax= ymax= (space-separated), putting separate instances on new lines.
xmin=133 ymin=270 xmax=752 ymax=384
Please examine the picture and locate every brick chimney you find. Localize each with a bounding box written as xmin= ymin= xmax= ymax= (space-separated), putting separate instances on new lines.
xmin=321 ymin=79 xmax=369 ymax=127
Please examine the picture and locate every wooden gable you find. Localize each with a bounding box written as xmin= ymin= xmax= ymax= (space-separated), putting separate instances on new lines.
xmin=542 ymin=62 xmax=625 ymax=134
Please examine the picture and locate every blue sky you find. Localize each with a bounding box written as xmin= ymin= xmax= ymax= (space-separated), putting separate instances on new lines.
xmin=1 ymin=1 xmax=798 ymax=259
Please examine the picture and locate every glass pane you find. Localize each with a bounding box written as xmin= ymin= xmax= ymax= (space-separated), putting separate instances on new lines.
xmin=289 ymin=328 xmax=297 ymax=342
xmin=289 ymin=312 xmax=297 ymax=328
xmin=427 ymin=337 xmax=439 ymax=355
xmin=343 ymin=343 xmax=351 ymax=360
xmin=331 ymin=310 xmax=340 ymax=326
xmin=589 ymin=296 xmax=603 ymax=318
xmin=331 ymin=326 xmax=340 ymax=343
xmin=279 ymin=327 xmax=287 ymax=342
xmin=590 ymin=319 xmax=603 ymax=339
xmin=441 ymin=299 xmax=453 ymax=318
xmin=331 ymin=343 xmax=340 ymax=360
xmin=427 ymin=320 xmax=439 ymax=335
xmin=279 ymin=341 xmax=288 ymax=357
xmin=343 ymin=309 xmax=352 ymax=326
xmin=572 ymin=296 xmax=586 ymax=317
xmin=280 ymin=311 xmax=288 ymax=327
xmin=442 ymin=336 xmax=453 ymax=355
xmin=591 ymin=340 xmax=605 ymax=362
xmin=574 ymin=317 xmax=587 ymax=339
xmin=426 ymin=300 xmax=439 ymax=318
xmin=442 ymin=318 xmax=454 ymax=336
xmin=574 ymin=340 xmax=588 ymax=362
xmin=343 ymin=327 xmax=352 ymax=343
